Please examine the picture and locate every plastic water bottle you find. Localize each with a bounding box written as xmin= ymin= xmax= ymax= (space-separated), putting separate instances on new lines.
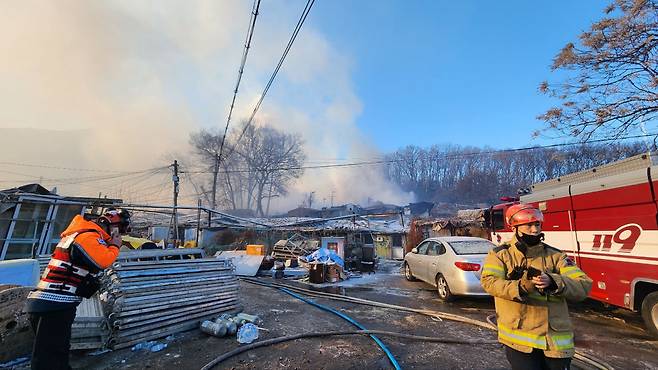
xmin=150 ymin=343 xmax=168 ymax=352
xmin=236 ymin=323 xmax=259 ymax=344
xmin=131 ymin=341 xmax=155 ymax=351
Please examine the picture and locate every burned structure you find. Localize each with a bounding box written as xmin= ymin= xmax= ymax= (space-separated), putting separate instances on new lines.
xmin=0 ymin=184 xmax=120 ymax=261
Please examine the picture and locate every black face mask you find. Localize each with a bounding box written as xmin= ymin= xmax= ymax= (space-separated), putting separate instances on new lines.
xmin=517 ymin=232 xmax=544 ymax=247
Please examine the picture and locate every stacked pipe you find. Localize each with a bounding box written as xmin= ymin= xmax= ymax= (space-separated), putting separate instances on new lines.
xmin=101 ymin=250 xmax=240 ymax=349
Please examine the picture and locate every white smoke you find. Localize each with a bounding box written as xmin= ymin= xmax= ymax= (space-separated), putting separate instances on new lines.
xmin=0 ymin=0 xmax=412 ymax=211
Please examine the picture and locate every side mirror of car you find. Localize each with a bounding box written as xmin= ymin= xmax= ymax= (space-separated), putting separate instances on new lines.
xmin=411 ymin=247 xmax=418 ymax=254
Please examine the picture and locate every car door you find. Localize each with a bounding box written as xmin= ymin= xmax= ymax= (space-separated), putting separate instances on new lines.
xmin=410 ymin=241 xmax=431 ymax=282
xmin=425 ymin=241 xmax=447 ymax=285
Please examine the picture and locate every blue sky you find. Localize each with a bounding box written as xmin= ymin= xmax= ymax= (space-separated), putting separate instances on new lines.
xmin=310 ymin=0 xmax=609 ymax=151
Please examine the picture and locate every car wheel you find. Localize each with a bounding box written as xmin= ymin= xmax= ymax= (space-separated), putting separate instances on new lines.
xmin=436 ymin=274 xmax=454 ymax=302
xmin=641 ymin=291 xmax=658 ymax=337
xmin=404 ymin=262 xmax=417 ymax=281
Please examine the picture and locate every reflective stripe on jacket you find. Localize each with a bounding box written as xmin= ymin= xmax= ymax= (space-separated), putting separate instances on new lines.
xmin=27 ymin=215 xmax=119 ymax=307
xmin=481 ymin=234 xmax=592 ymax=358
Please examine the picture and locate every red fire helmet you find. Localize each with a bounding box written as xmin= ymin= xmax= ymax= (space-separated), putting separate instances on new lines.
xmin=505 ymin=203 xmax=544 ymax=227
xmin=98 ymin=208 xmax=131 ymax=233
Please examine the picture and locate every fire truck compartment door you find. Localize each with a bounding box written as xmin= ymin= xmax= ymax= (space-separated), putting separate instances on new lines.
xmin=570 ymin=167 xmax=657 ymax=305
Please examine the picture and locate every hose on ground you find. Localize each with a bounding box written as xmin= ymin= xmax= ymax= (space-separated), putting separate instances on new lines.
xmin=199 ymin=329 xmax=500 ymax=370
xmin=241 ymin=277 xmax=495 ymax=330
xmin=487 ymin=313 xmax=613 ymax=369
xmin=573 ymin=353 xmax=615 ymax=370
xmin=486 ymin=314 xmax=497 ymax=328
xmin=240 ymin=278 xmax=612 ymax=370
xmin=279 ymin=287 xmax=402 ymax=370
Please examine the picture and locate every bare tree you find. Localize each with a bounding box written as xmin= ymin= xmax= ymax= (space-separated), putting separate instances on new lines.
xmin=189 ymin=129 xmax=223 ymax=209
xmin=385 ymin=142 xmax=645 ymax=206
xmin=231 ymin=123 xmax=305 ymax=216
xmin=537 ymin=0 xmax=658 ymax=143
xmin=191 ymin=122 xmax=305 ymax=216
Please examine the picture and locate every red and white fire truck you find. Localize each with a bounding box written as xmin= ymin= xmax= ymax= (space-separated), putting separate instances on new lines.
xmin=487 ymin=152 xmax=658 ymax=336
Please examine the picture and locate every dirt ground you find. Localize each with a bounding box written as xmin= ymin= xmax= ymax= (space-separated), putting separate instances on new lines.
xmin=62 ymin=260 xmax=658 ymax=370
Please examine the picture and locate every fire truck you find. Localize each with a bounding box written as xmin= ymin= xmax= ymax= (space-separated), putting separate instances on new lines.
xmin=486 ymin=152 xmax=658 ymax=336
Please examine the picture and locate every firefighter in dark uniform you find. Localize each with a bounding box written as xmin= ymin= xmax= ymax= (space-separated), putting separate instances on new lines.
xmin=25 ymin=209 xmax=130 ymax=370
xmin=481 ymin=203 xmax=592 ymax=370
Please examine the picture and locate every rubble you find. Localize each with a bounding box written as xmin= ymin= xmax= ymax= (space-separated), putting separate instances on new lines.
xmin=236 ymin=323 xmax=259 ymax=344
xmin=298 ymin=247 xmax=347 ymax=284
xmin=0 ymin=286 xmax=33 ymax=363
xmin=300 ymin=247 xmax=344 ymax=267
xmin=215 ymin=251 xmax=264 ymax=276
xmin=199 ymin=312 xmax=261 ymax=339
xmin=130 ymin=340 xmax=168 ymax=352
xmin=271 ymin=237 xmax=320 ymax=260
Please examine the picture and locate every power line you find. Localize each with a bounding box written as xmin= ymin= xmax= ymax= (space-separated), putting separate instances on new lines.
xmin=45 ymin=167 xmax=167 ymax=186
xmin=55 ymin=168 xmax=168 ymax=199
xmin=0 ymin=163 xmax=167 ymax=185
xmin=129 ymin=178 xmax=172 ymax=204
xmin=0 ymin=167 xmax=170 ymax=201
xmin=184 ymin=133 xmax=657 ymax=174
xmin=217 ymin=0 xmax=262 ymax=165
xmin=111 ymin=169 xmax=170 ymax=202
xmin=467 ymin=132 xmax=656 ymax=156
xmin=185 ymin=159 xmax=393 ymax=174
xmin=0 ymin=161 xmax=146 ymax=173
xmin=224 ymin=0 xmax=317 ymax=162
xmin=0 ymin=169 xmax=51 ymax=180
xmin=182 ymin=156 xmax=387 ymax=173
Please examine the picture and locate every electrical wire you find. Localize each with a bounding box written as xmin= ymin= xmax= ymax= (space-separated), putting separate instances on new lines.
xmin=216 ymin=0 xmax=262 ymax=167
xmin=0 ymin=161 xmax=148 ymax=173
xmin=183 ymin=159 xmax=393 ymax=174
xmin=0 ymin=167 xmax=168 ymax=201
xmin=44 ymin=167 xmax=167 ymax=186
xmin=116 ymin=169 xmax=171 ymax=203
xmin=185 ymin=132 xmax=658 ymax=175
xmin=222 ymin=0 xmax=317 ymax=163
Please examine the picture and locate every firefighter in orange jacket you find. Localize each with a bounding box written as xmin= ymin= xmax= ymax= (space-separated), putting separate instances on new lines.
xmin=481 ymin=204 xmax=592 ymax=370
xmin=25 ymin=209 xmax=130 ymax=370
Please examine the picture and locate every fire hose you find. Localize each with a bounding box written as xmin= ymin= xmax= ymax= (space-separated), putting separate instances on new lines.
xmin=279 ymin=287 xmax=402 ymax=370
xmin=202 ymin=278 xmax=613 ymax=370
xmin=200 ymin=329 xmax=499 ymax=370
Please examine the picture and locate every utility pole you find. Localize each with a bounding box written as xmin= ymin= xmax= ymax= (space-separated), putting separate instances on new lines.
xmin=196 ymin=198 xmax=202 ymax=248
xmin=172 ymin=160 xmax=180 ymax=245
xmin=211 ymin=154 xmax=219 ymax=210
xmin=308 ymin=191 xmax=315 ymax=208
xmin=330 ymin=190 xmax=335 ymax=207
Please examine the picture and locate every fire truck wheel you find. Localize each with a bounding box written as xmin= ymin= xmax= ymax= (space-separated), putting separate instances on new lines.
xmin=404 ymin=262 xmax=417 ymax=281
xmin=641 ymin=292 xmax=658 ymax=337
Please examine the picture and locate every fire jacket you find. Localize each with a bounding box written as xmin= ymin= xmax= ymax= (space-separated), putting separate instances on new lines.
xmin=480 ymin=234 xmax=592 ymax=358
xmin=25 ymin=215 xmax=120 ymax=312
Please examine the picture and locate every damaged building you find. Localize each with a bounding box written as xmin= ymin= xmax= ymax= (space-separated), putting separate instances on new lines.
xmin=0 ymin=184 xmax=121 ymax=261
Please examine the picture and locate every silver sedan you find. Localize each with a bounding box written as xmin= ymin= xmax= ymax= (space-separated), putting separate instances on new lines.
xmin=403 ymin=236 xmax=495 ymax=301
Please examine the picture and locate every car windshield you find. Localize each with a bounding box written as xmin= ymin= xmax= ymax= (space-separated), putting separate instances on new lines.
xmin=447 ymin=240 xmax=494 ymax=255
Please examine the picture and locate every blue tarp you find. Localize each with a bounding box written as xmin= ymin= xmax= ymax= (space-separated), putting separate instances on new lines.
xmin=300 ymin=247 xmax=344 ymax=268
xmin=0 ymin=259 xmax=40 ymax=286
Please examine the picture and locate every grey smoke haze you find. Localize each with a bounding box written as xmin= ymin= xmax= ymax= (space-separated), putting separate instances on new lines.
xmin=0 ymin=1 xmax=412 ymax=211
